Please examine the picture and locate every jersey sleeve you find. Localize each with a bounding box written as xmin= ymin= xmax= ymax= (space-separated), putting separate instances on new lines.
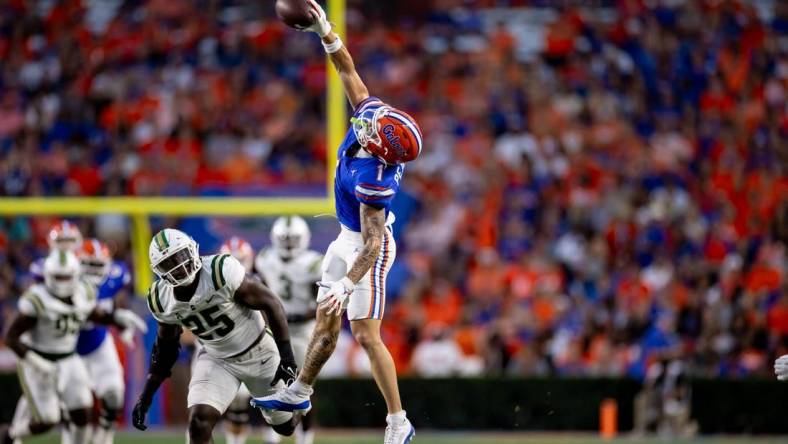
xmin=146 ymin=281 xmax=166 ymax=323
xmin=212 ymin=254 xmax=246 ymax=293
xmin=353 ymin=164 xmax=401 ymax=209
xmin=18 ymin=291 xmax=43 ymax=317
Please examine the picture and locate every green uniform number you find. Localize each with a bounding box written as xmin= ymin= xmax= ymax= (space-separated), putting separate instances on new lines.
xmin=183 ymin=306 xmax=234 ymax=340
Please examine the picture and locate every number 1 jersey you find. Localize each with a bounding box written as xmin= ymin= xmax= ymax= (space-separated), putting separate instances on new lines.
xmin=147 ymin=254 xmax=265 ymax=359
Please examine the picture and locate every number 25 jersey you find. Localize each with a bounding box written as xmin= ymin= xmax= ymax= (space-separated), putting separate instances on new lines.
xmin=147 ymin=254 xmax=265 ymax=359
xmin=18 ymin=281 xmax=97 ymax=355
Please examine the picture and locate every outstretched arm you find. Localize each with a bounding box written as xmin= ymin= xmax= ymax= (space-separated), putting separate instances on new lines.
xmin=132 ymin=322 xmax=182 ymax=430
xmin=234 ymin=276 xmax=298 ymax=386
xmin=301 ymin=0 xmax=369 ymax=108
xmin=323 ymin=31 xmax=369 ymax=108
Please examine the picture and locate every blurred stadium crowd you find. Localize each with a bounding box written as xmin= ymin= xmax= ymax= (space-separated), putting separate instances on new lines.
xmin=1 ymin=0 xmax=787 ymax=381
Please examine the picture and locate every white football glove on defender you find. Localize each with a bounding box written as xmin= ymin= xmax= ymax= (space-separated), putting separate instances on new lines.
xmin=775 ymin=355 xmax=788 ymax=381
xmin=298 ymin=0 xmax=332 ymax=37
xmin=317 ymin=277 xmax=354 ymax=316
xmin=24 ymin=350 xmax=57 ymax=377
xmin=114 ymin=309 xmax=148 ymax=346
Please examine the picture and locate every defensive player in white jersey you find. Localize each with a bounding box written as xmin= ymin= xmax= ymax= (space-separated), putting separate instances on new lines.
xmin=255 ymin=2 xmax=422 ymax=443
xmin=130 ymin=229 xmax=300 ymax=444
xmin=255 ymin=217 xmax=323 ymax=444
xmin=2 ymin=250 xmax=146 ymax=444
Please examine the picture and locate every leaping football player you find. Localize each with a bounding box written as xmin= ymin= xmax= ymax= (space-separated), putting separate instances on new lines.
xmin=130 ymin=229 xmax=300 ymax=444
xmin=253 ymin=2 xmax=422 ymax=443
xmin=2 ymin=250 xmax=147 ymax=444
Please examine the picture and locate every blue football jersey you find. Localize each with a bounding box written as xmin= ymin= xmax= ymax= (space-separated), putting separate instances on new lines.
xmin=29 ymin=258 xmax=45 ymax=282
xmin=76 ymin=262 xmax=131 ymax=355
xmin=335 ymin=97 xmax=405 ymax=232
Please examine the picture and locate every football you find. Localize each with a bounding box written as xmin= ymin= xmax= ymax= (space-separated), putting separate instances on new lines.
xmin=275 ymin=0 xmax=313 ymax=29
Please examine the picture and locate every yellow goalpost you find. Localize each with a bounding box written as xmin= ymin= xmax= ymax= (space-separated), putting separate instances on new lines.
xmin=0 ymin=0 xmax=347 ymax=297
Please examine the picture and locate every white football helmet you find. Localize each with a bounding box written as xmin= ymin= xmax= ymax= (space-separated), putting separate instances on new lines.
xmin=219 ymin=236 xmax=254 ymax=272
xmin=271 ymin=216 xmax=311 ymax=260
xmin=149 ymin=228 xmax=202 ymax=286
xmin=43 ymin=250 xmax=82 ymax=297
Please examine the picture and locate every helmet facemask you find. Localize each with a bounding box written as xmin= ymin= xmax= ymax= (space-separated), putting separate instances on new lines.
xmin=152 ymin=243 xmax=201 ymax=286
xmin=80 ymin=258 xmax=110 ymax=286
xmin=270 ymin=216 xmax=311 ymax=260
xmin=351 ymin=106 xmax=392 ymax=163
xmin=272 ymin=232 xmax=305 ymax=260
xmin=43 ymin=251 xmax=81 ymax=297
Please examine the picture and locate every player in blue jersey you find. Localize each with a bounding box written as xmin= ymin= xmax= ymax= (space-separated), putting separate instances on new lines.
xmin=70 ymin=239 xmax=132 ymax=444
xmin=253 ymin=2 xmax=421 ymax=443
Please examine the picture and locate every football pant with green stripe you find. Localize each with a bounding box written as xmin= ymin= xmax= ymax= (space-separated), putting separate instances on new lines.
xmin=14 ymin=355 xmax=92 ymax=426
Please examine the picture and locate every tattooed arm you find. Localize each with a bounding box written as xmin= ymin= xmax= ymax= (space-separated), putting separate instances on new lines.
xmin=316 ymin=204 xmax=386 ymax=316
xmin=346 ymin=204 xmax=385 ymax=283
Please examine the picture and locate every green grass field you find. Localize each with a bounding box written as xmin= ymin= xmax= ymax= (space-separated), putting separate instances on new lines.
xmin=20 ymin=431 xmax=788 ymax=444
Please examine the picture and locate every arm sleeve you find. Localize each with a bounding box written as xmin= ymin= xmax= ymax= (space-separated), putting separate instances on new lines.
xmin=149 ymin=333 xmax=181 ymax=378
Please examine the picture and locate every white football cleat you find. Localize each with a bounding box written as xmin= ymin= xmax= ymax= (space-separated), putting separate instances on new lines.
xmin=250 ymin=387 xmax=312 ymax=414
xmin=384 ymin=415 xmax=415 ymax=444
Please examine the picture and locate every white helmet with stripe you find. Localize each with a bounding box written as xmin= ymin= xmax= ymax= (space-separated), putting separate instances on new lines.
xmin=270 ymin=216 xmax=311 ymax=260
xmin=43 ymin=250 xmax=82 ymax=297
xmin=149 ymin=228 xmax=202 ymax=286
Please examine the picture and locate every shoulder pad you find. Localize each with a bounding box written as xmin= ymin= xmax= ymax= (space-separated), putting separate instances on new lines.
xmin=209 ymin=253 xmax=231 ymax=291
xmin=147 ymin=280 xmax=165 ymax=317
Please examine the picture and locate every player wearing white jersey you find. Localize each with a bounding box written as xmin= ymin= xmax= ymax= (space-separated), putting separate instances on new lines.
xmin=130 ymin=229 xmax=300 ymax=444
xmin=255 ymin=216 xmax=322 ymax=444
xmin=2 ymin=251 xmax=146 ymax=444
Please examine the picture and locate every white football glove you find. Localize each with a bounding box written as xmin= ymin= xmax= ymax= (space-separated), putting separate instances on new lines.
xmin=119 ymin=328 xmax=137 ymax=347
xmin=775 ymin=355 xmax=788 ymax=381
xmin=24 ymin=351 xmax=57 ymax=377
xmin=114 ymin=309 xmax=148 ymax=337
xmin=298 ymin=0 xmax=332 ymax=37
xmin=317 ymin=277 xmax=354 ymax=316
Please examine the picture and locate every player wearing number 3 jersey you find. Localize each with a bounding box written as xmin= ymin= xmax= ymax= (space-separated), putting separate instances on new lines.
xmin=131 ymin=229 xmax=300 ymax=444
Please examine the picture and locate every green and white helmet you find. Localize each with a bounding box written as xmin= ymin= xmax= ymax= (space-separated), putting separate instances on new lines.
xmin=43 ymin=250 xmax=81 ymax=297
xmin=149 ymin=228 xmax=202 ymax=286
xmin=271 ymin=215 xmax=311 ymax=259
